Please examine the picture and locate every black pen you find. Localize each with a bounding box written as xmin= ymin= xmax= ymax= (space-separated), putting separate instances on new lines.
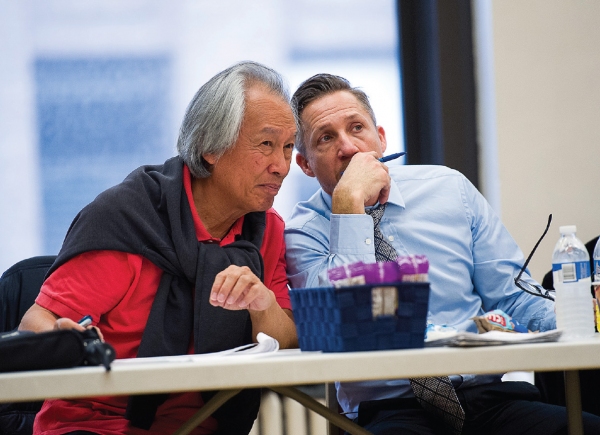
xmin=378 ymin=152 xmax=406 ymax=163
xmin=78 ymin=315 xmax=93 ymax=328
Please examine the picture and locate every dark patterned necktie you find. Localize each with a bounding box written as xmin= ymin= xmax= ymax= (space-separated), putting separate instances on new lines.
xmin=365 ymin=203 xmax=465 ymax=435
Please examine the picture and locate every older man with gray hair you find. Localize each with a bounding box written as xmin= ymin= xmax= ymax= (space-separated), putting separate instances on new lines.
xmin=19 ymin=61 xmax=298 ymax=435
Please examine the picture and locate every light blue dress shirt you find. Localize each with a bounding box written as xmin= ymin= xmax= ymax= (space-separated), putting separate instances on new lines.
xmin=284 ymin=164 xmax=556 ymax=415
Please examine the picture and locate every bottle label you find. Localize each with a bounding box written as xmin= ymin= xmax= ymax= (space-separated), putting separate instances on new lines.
xmin=552 ymin=261 xmax=591 ymax=282
xmin=595 ymin=259 xmax=600 ymax=281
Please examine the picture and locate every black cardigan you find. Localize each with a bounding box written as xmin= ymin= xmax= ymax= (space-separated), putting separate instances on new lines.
xmin=50 ymin=156 xmax=264 ymax=433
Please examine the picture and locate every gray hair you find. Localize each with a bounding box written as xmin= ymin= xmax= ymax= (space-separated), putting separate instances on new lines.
xmin=291 ymin=73 xmax=376 ymax=157
xmin=177 ymin=61 xmax=291 ymax=178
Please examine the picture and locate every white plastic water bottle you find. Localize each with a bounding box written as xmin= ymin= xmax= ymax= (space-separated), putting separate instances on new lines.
xmin=593 ymin=238 xmax=600 ymax=313
xmin=593 ymin=237 xmax=600 ymax=283
xmin=552 ymin=225 xmax=594 ymax=340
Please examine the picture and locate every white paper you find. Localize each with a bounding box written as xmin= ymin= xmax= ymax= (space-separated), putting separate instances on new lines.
xmin=113 ymin=332 xmax=280 ymax=365
xmin=424 ymin=330 xmax=563 ymax=347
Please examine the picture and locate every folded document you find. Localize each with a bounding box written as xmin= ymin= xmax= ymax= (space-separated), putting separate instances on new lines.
xmin=425 ymin=330 xmax=562 ymax=347
xmin=113 ymin=332 xmax=280 ymax=365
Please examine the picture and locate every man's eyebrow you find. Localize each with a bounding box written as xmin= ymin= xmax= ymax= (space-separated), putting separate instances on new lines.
xmin=312 ymin=112 xmax=366 ymax=133
xmin=311 ymin=123 xmax=330 ymax=134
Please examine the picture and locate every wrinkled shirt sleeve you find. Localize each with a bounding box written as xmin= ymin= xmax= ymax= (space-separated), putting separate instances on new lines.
xmin=463 ymin=175 xmax=556 ymax=332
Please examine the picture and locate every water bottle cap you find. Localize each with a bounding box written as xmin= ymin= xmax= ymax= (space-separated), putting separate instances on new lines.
xmin=559 ymin=225 xmax=577 ymax=234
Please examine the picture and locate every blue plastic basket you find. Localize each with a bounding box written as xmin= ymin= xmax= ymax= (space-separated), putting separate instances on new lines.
xmin=289 ymin=282 xmax=430 ymax=352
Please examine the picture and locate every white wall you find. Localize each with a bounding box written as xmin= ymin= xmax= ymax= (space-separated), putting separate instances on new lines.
xmin=491 ymin=0 xmax=600 ymax=282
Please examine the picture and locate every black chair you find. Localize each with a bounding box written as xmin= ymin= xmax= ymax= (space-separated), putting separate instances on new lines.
xmin=535 ymin=237 xmax=600 ymax=416
xmin=0 ymin=255 xmax=57 ymax=435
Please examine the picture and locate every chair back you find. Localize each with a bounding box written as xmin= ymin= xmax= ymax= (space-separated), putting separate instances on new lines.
xmin=0 ymin=255 xmax=57 ymax=333
xmin=0 ymin=255 xmax=57 ymax=435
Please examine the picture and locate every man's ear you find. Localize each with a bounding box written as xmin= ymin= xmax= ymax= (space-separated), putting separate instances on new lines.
xmin=203 ymin=153 xmax=218 ymax=166
xmin=377 ymin=126 xmax=387 ymax=154
xmin=296 ymin=153 xmax=316 ymax=178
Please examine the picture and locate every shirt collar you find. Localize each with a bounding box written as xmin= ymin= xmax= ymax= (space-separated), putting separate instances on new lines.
xmin=387 ymin=177 xmax=405 ymax=209
xmin=183 ymin=163 xmax=243 ymax=244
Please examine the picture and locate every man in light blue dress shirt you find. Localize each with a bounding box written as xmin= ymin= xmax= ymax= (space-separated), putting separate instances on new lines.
xmin=284 ymin=73 xmax=600 ymax=435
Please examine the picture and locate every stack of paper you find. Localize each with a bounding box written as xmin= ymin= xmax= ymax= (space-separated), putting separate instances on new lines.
xmin=215 ymin=332 xmax=280 ymax=355
xmin=425 ymin=330 xmax=562 ymax=347
xmin=113 ymin=332 xmax=280 ymax=366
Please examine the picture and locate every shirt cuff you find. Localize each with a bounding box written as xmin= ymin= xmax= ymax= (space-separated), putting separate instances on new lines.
xmin=528 ymin=312 xmax=557 ymax=332
xmin=330 ymin=214 xmax=376 ymax=256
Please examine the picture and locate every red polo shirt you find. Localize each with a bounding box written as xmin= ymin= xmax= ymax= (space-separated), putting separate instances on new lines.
xmin=34 ymin=164 xmax=291 ymax=435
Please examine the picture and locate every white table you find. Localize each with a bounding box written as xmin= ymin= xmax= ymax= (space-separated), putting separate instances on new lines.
xmin=1 ymin=336 xmax=599 ymax=435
